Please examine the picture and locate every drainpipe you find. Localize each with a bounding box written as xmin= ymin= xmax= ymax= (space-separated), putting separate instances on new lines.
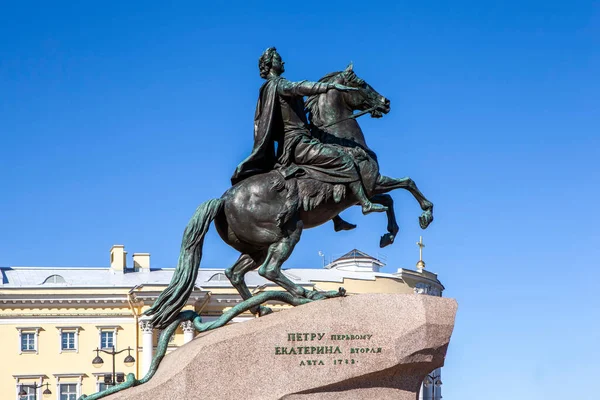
xmin=127 ymin=285 xmax=143 ymax=379
xmin=197 ymin=292 xmax=212 ymax=314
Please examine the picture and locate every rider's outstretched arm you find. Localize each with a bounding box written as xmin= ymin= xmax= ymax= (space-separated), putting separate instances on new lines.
xmin=278 ymin=79 xmax=355 ymax=97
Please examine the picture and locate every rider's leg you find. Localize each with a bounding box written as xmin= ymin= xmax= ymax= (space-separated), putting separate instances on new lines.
xmin=292 ymin=137 xmax=387 ymax=215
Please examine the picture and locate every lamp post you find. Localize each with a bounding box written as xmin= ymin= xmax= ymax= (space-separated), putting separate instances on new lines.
xmin=423 ymin=373 xmax=442 ymax=400
xmin=91 ymin=346 xmax=135 ymax=386
xmin=18 ymin=381 xmax=52 ymax=399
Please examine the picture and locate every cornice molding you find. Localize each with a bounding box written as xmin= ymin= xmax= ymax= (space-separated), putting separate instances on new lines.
xmin=0 ymin=317 xmax=133 ymax=325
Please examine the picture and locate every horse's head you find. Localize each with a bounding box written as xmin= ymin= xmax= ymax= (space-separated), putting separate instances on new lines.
xmin=337 ymin=62 xmax=391 ymax=117
xmin=306 ymin=63 xmax=390 ymax=128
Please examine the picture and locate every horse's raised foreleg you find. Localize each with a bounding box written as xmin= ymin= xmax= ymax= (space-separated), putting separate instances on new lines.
xmin=374 ymin=175 xmax=434 ymax=229
xmin=258 ymin=219 xmax=344 ymax=301
xmin=370 ymin=194 xmax=399 ymax=248
xmin=225 ymin=253 xmax=272 ymax=317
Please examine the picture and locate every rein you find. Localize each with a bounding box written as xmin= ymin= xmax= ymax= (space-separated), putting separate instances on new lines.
xmin=321 ymin=105 xmax=379 ymax=128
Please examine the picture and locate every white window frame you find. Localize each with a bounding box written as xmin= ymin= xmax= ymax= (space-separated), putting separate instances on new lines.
xmin=96 ymin=326 xmax=119 ymax=350
xmin=57 ymin=327 xmax=80 ymax=353
xmin=100 ymin=330 xmax=115 ymax=350
xmin=53 ymin=374 xmax=84 ymax=400
xmin=58 ymin=382 xmax=78 ymax=400
xmin=93 ymin=373 xmax=117 ymax=392
xmin=16 ymin=327 xmax=41 ymax=354
xmin=96 ymin=381 xmax=115 ymax=392
xmin=16 ymin=384 xmax=37 ymax=400
xmin=13 ymin=376 xmax=46 ymax=400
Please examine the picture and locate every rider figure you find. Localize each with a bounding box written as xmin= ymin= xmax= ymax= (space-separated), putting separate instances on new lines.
xmin=231 ymin=47 xmax=387 ymax=215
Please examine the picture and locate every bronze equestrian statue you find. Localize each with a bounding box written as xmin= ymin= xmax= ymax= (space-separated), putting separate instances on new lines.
xmin=144 ymin=48 xmax=434 ymax=329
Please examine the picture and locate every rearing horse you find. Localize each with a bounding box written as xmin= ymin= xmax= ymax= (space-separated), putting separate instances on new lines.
xmin=144 ymin=64 xmax=434 ymax=329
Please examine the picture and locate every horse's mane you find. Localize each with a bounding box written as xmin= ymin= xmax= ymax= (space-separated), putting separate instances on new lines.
xmin=305 ymin=71 xmax=342 ymax=125
xmin=305 ymin=69 xmax=362 ymax=126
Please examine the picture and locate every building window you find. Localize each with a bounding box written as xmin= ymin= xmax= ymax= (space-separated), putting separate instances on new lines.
xmin=61 ymin=332 xmax=76 ymax=350
xmin=41 ymin=274 xmax=66 ymax=284
xmin=18 ymin=385 xmax=36 ymax=400
xmin=57 ymin=327 xmax=80 ymax=353
xmin=59 ymin=383 xmax=77 ymax=400
xmin=208 ymin=273 xmax=229 ymax=282
xmin=100 ymin=331 xmax=114 ymax=349
xmin=17 ymin=327 xmax=41 ymax=354
xmin=21 ymin=333 xmax=36 ymax=352
xmin=97 ymin=382 xmax=113 ymax=392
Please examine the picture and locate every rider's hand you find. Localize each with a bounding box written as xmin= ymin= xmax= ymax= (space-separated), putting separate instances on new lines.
xmin=330 ymin=83 xmax=358 ymax=92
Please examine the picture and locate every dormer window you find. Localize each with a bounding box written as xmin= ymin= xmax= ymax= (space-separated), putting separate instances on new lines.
xmin=41 ymin=274 xmax=66 ymax=284
xmin=208 ymin=273 xmax=228 ymax=282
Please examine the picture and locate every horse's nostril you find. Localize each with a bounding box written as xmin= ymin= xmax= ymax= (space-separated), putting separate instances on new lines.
xmin=385 ymin=98 xmax=390 ymax=106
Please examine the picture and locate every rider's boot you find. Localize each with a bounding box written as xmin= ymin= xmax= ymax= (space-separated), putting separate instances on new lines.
xmin=349 ymin=182 xmax=388 ymax=215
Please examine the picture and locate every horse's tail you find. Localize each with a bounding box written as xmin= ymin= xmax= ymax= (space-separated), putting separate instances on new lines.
xmin=143 ymin=198 xmax=224 ymax=329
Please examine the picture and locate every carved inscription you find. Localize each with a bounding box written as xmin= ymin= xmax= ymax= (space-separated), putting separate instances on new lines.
xmin=274 ymin=332 xmax=382 ymax=367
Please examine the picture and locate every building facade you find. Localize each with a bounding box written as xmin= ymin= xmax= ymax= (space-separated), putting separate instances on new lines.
xmin=0 ymin=245 xmax=444 ymax=400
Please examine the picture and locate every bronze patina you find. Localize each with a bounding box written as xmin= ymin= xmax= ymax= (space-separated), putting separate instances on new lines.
xmin=79 ymin=48 xmax=434 ymax=400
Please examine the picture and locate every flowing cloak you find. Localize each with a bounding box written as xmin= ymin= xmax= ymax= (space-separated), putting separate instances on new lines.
xmin=231 ymin=77 xmax=361 ymax=186
xmin=231 ymin=77 xmax=283 ymax=185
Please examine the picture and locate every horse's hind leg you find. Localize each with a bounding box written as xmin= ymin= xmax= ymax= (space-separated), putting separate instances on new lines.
xmin=374 ymin=175 xmax=434 ymax=229
xmin=370 ymin=194 xmax=399 ymax=248
xmin=258 ymin=219 xmax=345 ymax=301
xmin=257 ymin=220 xmax=308 ymax=299
xmin=225 ymin=253 xmax=272 ymax=316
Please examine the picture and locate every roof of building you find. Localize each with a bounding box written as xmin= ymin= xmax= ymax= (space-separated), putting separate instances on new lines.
xmin=334 ymin=249 xmax=380 ymax=262
xmin=0 ymin=248 xmax=444 ymax=290
xmin=283 ymin=268 xmax=400 ymax=283
xmin=0 ymin=267 xmax=280 ymax=289
xmin=0 ymin=265 xmax=402 ymax=289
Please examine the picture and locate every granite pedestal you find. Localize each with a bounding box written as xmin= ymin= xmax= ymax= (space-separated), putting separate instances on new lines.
xmin=107 ymin=293 xmax=457 ymax=400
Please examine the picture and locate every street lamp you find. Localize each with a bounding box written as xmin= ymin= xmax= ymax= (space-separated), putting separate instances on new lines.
xmin=18 ymin=382 xmax=52 ymax=399
xmin=91 ymin=346 xmax=135 ymax=386
xmin=423 ymin=373 xmax=442 ymax=400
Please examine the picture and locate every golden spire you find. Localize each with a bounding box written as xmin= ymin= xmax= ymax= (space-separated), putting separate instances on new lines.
xmin=416 ymin=236 xmax=426 ymax=272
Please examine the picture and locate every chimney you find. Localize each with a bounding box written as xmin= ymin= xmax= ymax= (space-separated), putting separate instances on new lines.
xmin=133 ymin=253 xmax=151 ymax=272
xmin=110 ymin=245 xmax=127 ymax=273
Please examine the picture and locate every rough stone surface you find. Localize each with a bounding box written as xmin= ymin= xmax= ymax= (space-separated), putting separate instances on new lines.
xmin=107 ymin=294 xmax=457 ymax=400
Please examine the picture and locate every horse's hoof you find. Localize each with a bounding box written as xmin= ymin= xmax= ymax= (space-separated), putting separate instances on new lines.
xmin=258 ymin=305 xmax=273 ymax=316
xmin=379 ymin=233 xmax=395 ymax=248
xmin=419 ymin=210 xmax=434 ymax=229
xmin=334 ymin=220 xmax=357 ymax=232
xmin=305 ymin=288 xmax=345 ymax=300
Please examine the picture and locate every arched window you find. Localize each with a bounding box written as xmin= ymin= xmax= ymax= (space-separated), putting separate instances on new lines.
xmin=41 ymin=275 xmax=66 ymax=284
xmin=208 ymin=273 xmax=228 ymax=282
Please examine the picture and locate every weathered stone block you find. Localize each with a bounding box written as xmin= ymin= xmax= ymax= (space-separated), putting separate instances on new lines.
xmin=108 ymin=293 xmax=457 ymax=400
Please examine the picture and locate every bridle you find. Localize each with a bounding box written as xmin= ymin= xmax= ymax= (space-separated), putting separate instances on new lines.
xmin=321 ymin=75 xmax=380 ymax=128
xmin=321 ymin=105 xmax=379 ymax=128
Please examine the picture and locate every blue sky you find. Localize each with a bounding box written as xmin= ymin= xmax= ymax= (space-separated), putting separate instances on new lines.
xmin=1 ymin=1 xmax=599 ymax=398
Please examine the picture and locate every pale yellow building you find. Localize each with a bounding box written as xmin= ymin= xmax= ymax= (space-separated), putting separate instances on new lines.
xmin=0 ymin=245 xmax=444 ymax=400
